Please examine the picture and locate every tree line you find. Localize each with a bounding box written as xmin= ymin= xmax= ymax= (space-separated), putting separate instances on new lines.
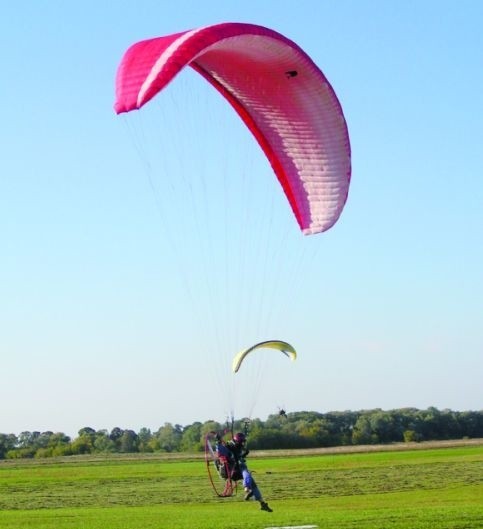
xmin=1 ymin=407 xmax=482 ymax=459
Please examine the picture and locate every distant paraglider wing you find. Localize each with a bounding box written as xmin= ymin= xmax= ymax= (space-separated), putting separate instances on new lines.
xmin=114 ymin=22 xmax=351 ymax=235
xmin=232 ymin=340 xmax=297 ymax=373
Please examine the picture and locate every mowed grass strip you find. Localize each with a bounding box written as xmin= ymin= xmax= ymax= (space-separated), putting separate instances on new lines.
xmin=1 ymin=488 xmax=482 ymax=529
xmin=0 ymin=445 xmax=481 ymax=528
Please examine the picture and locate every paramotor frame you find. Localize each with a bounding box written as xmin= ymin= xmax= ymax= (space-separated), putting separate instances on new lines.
xmin=204 ymin=432 xmax=238 ymax=497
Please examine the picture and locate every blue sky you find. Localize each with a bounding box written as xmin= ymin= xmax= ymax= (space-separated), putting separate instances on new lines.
xmin=1 ymin=1 xmax=482 ymax=437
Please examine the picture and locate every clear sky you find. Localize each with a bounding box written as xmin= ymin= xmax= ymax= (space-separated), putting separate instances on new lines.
xmin=1 ymin=1 xmax=482 ymax=438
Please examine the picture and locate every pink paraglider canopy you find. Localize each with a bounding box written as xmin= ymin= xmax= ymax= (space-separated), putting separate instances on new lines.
xmin=114 ymin=22 xmax=351 ymax=234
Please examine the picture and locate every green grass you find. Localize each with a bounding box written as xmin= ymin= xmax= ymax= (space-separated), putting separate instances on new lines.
xmin=0 ymin=445 xmax=482 ymax=528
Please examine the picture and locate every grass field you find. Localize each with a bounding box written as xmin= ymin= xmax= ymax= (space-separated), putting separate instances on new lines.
xmin=0 ymin=442 xmax=482 ymax=529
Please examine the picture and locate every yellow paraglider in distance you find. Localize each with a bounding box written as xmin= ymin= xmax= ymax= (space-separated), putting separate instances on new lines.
xmin=232 ymin=340 xmax=297 ymax=373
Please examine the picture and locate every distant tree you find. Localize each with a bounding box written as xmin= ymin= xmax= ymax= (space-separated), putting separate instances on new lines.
xmin=70 ymin=428 xmax=97 ymax=455
xmin=138 ymin=428 xmax=153 ymax=452
xmin=51 ymin=443 xmax=73 ymax=456
xmin=396 ymin=408 xmax=420 ymax=438
xmin=33 ymin=432 xmax=72 ymax=457
xmin=352 ymin=414 xmax=377 ymax=444
xmin=2 ymin=407 xmax=482 ymax=459
xmin=17 ymin=431 xmax=33 ymax=448
xmin=48 ymin=432 xmax=71 ymax=447
xmin=417 ymin=407 xmax=443 ymax=440
xmin=119 ymin=430 xmax=139 ymax=453
xmin=6 ymin=447 xmax=36 ymax=459
xmin=294 ymin=419 xmax=319 ymax=447
xmin=265 ymin=413 xmax=292 ymax=429
xmin=109 ymin=427 xmax=124 ymax=450
xmin=459 ymin=411 xmax=483 ymax=438
xmin=180 ymin=422 xmax=203 ymax=452
xmin=70 ymin=436 xmax=93 ymax=455
xmin=35 ymin=431 xmax=54 ymax=449
xmin=17 ymin=431 xmax=41 ymax=449
xmin=403 ymin=429 xmax=421 ymax=442
xmin=152 ymin=423 xmax=182 ymax=452
xmin=249 ymin=428 xmax=291 ymax=449
xmin=245 ymin=418 xmax=264 ymax=446
xmin=93 ymin=430 xmax=116 ymax=453
xmin=109 ymin=427 xmax=124 ymax=442
xmin=369 ymin=411 xmax=399 ymax=443
xmin=78 ymin=427 xmax=96 ymax=438
xmin=0 ymin=434 xmax=17 ymax=459
xmin=200 ymin=420 xmax=224 ymax=438
xmin=324 ymin=411 xmax=358 ymax=445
